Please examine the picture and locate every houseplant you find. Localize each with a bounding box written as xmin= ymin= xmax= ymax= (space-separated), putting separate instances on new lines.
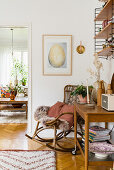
xmin=71 ymin=85 xmax=87 ymax=103
xmin=21 ymin=77 xmax=27 ymax=86
xmin=6 ymin=84 xmax=24 ymax=97
xmin=6 ymin=85 xmax=18 ymax=100
xmin=71 ymin=85 xmax=93 ymax=103
xmin=11 ymin=58 xmax=28 ymax=86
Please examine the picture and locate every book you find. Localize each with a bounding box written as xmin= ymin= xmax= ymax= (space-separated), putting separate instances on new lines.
xmin=82 ymin=125 xmax=110 ymax=136
xmin=82 ymin=125 xmax=111 ymax=143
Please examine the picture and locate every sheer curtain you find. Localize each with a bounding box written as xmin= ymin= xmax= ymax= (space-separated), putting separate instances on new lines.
xmin=0 ymin=46 xmax=12 ymax=87
xmin=0 ymin=46 xmax=28 ymax=87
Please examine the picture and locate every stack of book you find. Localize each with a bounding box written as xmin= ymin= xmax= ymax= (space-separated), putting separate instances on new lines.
xmin=82 ymin=126 xmax=110 ymax=143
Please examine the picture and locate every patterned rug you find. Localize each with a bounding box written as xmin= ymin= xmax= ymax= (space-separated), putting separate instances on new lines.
xmin=0 ymin=111 xmax=27 ymax=123
xmin=0 ymin=150 xmax=56 ymax=170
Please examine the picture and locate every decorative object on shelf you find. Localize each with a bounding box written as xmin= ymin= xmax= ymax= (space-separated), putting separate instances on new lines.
xmin=109 ymin=16 xmax=114 ymax=23
xmin=97 ymin=81 xmax=103 ymax=106
xmin=98 ymin=27 xmax=102 ymax=32
xmin=101 ymin=80 xmax=105 ymax=93
xmin=76 ymin=41 xmax=85 ymax=54
xmin=42 ymin=35 xmax=72 ymax=76
xmin=102 ymin=20 xmax=108 ymax=29
xmin=107 ymin=84 xmax=113 ymax=94
xmin=103 ymin=38 xmax=114 ymax=49
xmin=87 ymin=53 xmax=103 ymax=102
xmin=102 ymin=44 xmax=106 ymax=49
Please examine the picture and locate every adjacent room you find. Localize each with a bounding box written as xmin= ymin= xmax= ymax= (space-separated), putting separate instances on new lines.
xmin=0 ymin=0 xmax=114 ymax=170
xmin=0 ymin=27 xmax=28 ymax=124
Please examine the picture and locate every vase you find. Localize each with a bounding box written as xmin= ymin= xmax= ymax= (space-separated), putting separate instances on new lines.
xmin=92 ymin=80 xmax=107 ymax=103
xmin=14 ymin=90 xmax=17 ymax=97
xmin=77 ymin=95 xmax=87 ymax=103
xmin=92 ymin=80 xmax=99 ymax=103
xmin=10 ymin=91 xmax=15 ymax=100
xmin=14 ymin=75 xmax=18 ymax=86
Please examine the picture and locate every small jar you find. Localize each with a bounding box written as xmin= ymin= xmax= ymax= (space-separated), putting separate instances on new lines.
xmin=107 ymin=84 xmax=112 ymax=94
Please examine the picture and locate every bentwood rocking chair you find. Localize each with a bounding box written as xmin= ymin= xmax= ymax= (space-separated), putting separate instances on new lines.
xmin=26 ymin=85 xmax=83 ymax=152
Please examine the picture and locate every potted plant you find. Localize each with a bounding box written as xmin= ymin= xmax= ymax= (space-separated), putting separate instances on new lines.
xmin=71 ymin=85 xmax=93 ymax=103
xmin=21 ymin=77 xmax=27 ymax=86
xmin=71 ymin=85 xmax=87 ymax=103
xmin=16 ymin=85 xmax=24 ymax=97
xmin=11 ymin=58 xmax=28 ymax=86
xmin=6 ymin=85 xmax=18 ymax=100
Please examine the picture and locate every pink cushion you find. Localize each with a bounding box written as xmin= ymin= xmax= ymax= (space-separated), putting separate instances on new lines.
xmin=48 ymin=101 xmax=65 ymax=118
xmin=59 ymin=104 xmax=74 ymax=128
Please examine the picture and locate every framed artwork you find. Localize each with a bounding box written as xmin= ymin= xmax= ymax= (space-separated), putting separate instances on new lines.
xmin=42 ymin=35 xmax=72 ymax=76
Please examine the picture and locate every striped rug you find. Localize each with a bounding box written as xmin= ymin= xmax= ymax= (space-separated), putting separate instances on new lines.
xmin=0 ymin=150 xmax=56 ymax=170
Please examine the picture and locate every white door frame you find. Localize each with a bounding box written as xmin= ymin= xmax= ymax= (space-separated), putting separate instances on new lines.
xmin=0 ymin=24 xmax=32 ymax=133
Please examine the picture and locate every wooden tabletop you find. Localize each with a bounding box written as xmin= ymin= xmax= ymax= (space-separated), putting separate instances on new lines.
xmin=75 ymin=102 xmax=114 ymax=122
xmin=0 ymin=97 xmax=28 ymax=103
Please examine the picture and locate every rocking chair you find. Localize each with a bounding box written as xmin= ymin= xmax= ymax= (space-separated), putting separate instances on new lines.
xmin=26 ymin=85 xmax=83 ymax=152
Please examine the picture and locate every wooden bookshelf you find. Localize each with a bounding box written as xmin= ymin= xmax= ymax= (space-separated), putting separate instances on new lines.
xmin=94 ymin=23 xmax=114 ymax=39
xmin=94 ymin=0 xmax=114 ymax=21
xmin=97 ymin=46 xmax=113 ymax=56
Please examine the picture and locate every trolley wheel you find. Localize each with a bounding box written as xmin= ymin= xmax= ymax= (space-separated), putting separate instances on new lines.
xmin=72 ymin=149 xmax=77 ymax=155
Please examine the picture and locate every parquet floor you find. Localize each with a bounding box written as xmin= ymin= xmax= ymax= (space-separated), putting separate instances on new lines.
xmin=0 ymin=124 xmax=112 ymax=170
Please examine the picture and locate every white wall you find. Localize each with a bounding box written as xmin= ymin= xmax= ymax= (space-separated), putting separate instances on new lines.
xmin=0 ymin=0 xmax=113 ymax=133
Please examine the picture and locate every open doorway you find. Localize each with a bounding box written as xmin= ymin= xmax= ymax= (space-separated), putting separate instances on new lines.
xmin=0 ymin=26 xmax=30 ymax=126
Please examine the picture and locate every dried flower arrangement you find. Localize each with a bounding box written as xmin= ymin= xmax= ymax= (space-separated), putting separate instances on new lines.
xmin=87 ymin=53 xmax=103 ymax=102
xmin=87 ymin=53 xmax=103 ymax=82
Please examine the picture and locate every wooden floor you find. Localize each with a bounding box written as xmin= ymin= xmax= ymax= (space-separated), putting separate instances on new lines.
xmin=0 ymin=124 xmax=112 ymax=170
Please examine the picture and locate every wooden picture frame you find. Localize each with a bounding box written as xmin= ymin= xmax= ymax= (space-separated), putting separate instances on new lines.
xmin=42 ymin=35 xmax=72 ymax=76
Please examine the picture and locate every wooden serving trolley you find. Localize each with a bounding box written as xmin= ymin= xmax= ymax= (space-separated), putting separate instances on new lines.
xmin=74 ymin=102 xmax=114 ymax=170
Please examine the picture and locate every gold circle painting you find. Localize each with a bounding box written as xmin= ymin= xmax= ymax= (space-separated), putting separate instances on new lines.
xmin=76 ymin=45 xmax=85 ymax=54
xmin=48 ymin=44 xmax=66 ymax=68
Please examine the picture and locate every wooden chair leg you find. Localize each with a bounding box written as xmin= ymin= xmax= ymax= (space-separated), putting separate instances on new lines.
xmin=33 ymin=121 xmax=40 ymax=138
xmin=53 ymin=126 xmax=57 ymax=149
